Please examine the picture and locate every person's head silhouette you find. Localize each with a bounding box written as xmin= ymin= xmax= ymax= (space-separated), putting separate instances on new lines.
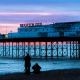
xmin=27 ymin=53 xmax=29 ymax=56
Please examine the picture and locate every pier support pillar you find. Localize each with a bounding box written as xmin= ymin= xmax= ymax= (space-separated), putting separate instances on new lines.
xmin=78 ymin=41 xmax=80 ymax=59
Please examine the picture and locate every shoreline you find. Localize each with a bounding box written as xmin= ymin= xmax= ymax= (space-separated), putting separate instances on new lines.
xmin=0 ymin=69 xmax=80 ymax=80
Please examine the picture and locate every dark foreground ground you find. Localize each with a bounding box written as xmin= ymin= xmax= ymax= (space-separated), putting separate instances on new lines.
xmin=0 ymin=69 xmax=80 ymax=80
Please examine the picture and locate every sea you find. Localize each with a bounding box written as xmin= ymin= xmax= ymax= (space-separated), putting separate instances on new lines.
xmin=0 ymin=58 xmax=80 ymax=75
xmin=0 ymin=42 xmax=80 ymax=75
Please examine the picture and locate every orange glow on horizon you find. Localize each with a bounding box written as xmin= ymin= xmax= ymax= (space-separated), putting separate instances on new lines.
xmin=0 ymin=23 xmax=19 ymax=34
xmin=0 ymin=23 xmax=19 ymax=27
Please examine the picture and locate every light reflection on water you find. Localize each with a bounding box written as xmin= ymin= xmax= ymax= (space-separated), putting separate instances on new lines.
xmin=0 ymin=59 xmax=80 ymax=75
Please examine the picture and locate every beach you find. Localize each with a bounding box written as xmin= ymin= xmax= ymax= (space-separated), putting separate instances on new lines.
xmin=0 ymin=59 xmax=80 ymax=80
xmin=0 ymin=69 xmax=80 ymax=80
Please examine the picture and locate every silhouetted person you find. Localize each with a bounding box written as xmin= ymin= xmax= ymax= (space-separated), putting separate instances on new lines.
xmin=32 ymin=63 xmax=41 ymax=74
xmin=24 ymin=54 xmax=31 ymax=74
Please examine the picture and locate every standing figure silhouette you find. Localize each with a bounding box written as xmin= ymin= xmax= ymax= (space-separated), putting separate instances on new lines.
xmin=24 ymin=54 xmax=31 ymax=74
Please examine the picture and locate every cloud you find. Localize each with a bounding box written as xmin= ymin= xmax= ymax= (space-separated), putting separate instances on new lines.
xmin=0 ymin=0 xmax=80 ymax=34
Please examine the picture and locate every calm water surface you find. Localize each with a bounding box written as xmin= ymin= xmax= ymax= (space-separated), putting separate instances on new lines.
xmin=0 ymin=59 xmax=80 ymax=75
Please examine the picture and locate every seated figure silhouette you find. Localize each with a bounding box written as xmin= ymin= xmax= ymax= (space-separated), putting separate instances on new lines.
xmin=24 ymin=54 xmax=31 ymax=74
xmin=32 ymin=63 xmax=41 ymax=74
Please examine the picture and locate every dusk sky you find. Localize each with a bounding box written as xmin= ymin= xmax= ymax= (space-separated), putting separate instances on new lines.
xmin=0 ymin=0 xmax=80 ymax=34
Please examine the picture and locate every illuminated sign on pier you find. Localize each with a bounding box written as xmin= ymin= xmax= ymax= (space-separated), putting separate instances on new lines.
xmin=20 ymin=23 xmax=42 ymax=27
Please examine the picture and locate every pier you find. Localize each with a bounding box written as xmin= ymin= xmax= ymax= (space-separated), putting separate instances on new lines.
xmin=0 ymin=37 xmax=80 ymax=59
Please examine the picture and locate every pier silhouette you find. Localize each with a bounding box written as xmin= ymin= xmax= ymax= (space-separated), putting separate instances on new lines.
xmin=0 ymin=22 xmax=80 ymax=59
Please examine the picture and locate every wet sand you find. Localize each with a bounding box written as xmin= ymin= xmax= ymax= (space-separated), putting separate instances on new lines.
xmin=0 ymin=69 xmax=80 ymax=80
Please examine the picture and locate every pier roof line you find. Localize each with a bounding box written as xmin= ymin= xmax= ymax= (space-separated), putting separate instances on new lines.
xmin=0 ymin=37 xmax=80 ymax=42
